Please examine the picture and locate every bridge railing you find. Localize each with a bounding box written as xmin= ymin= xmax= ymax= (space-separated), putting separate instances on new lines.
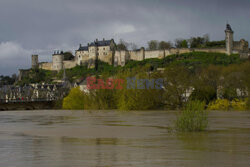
xmin=0 ymin=98 xmax=57 ymax=104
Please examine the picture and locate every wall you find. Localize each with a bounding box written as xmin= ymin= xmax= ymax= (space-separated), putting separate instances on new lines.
xmin=129 ymin=48 xmax=144 ymax=61
xmin=75 ymin=50 xmax=89 ymax=65
xmin=63 ymin=60 xmax=77 ymax=69
xmin=99 ymin=52 xmax=113 ymax=65
xmin=114 ymin=51 xmax=130 ymax=66
xmin=193 ymin=48 xmax=226 ymax=54
xmin=39 ymin=62 xmax=52 ymax=70
xmin=145 ymin=50 xmax=165 ymax=59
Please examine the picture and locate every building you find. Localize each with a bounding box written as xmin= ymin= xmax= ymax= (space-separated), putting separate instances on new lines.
xmin=76 ymin=38 xmax=116 ymax=67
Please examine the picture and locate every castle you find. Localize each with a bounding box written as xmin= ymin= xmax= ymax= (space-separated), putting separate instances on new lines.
xmin=27 ymin=24 xmax=250 ymax=72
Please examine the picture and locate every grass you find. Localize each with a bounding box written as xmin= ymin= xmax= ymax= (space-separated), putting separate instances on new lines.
xmin=175 ymin=100 xmax=208 ymax=132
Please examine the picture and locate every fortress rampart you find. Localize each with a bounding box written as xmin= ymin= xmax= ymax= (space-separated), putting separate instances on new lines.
xmin=21 ymin=24 xmax=249 ymax=74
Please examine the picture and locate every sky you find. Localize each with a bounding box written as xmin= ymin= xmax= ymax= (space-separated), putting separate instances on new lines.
xmin=0 ymin=0 xmax=249 ymax=75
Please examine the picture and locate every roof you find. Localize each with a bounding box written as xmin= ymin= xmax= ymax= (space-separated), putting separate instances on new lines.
xmin=89 ymin=39 xmax=113 ymax=47
xmin=77 ymin=39 xmax=114 ymax=51
xmin=225 ymin=24 xmax=233 ymax=32
xmin=78 ymin=46 xmax=89 ymax=51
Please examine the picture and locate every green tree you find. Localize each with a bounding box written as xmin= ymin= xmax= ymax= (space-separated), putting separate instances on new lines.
xmin=175 ymin=39 xmax=188 ymax=48
xmin=159 ymin=41 xmax=172 ymax=50
xmin=147 ymin=40 xmax=159 ymax=50
xmin=162 ymin=65 xmax=191 ymax=109
xmin=63 ymin=51 xmax=74 ymax=60
xmin=116 ymin=39 xmax=128 ymax=51
xmin=190 ymin=65 xmax=220 ymax=104
xmin=62 ymin=87 xmax=85 ymax=110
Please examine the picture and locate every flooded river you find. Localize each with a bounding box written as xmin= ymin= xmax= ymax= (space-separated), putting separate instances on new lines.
xmin=0 ymin=110 xmax=249 ymax=167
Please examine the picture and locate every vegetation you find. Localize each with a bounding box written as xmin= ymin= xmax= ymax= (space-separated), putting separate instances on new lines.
xmin=207 ymin=99 xmax=248 ymax=111
xmin=17 ymin=69 xmax=55 ymax=85
xmin=60 ymin=52 xmax=249 ymax=111
xmin=63 ymin=51 xmax=75 ymax=60
xmin=147 ymin=40 xmax=172 ymax=50
xmin=175 ymin=101 xmax=208 ymax=132
xmin=62 ymin=87 xmax=85 ymax=110
xmin=175 ymin=39 xmax=188 ymax=48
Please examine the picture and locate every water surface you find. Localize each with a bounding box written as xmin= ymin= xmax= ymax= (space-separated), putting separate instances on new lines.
xmin=0 ymin=110 xmax=249 ymax=167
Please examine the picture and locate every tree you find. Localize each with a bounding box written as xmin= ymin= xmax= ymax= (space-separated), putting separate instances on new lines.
xmin=63 ymin=51 xmax=74 ymax=60
xmin=116 ymin=39 xmax=129 ymax=51
xmin=147 ymin=40 xmax=159 ymax=50
xmin=189 ymin=34 xmax=209 ymax=48
xmin=190 ymin=65 xmax=221 ymax=104
xmin=62 ymin=87 xmax=85 ymax=110
xmin=175 ymin=39 xmax=188 ymax=48
xmin=159 ymin=41 xmax=172 ymax=50
xmin=162 ymin=65 xmax=191 ymax=109
xmin=130 ymin=43 xmax=138 ymax=51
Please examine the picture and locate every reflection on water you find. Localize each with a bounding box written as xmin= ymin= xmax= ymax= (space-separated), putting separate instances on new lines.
xmin=0 ymin=110 xmax=249 ymax=167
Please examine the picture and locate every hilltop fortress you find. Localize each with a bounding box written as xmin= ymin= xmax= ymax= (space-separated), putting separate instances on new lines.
xmin=29 ymin=24 xmax=249 ymax=72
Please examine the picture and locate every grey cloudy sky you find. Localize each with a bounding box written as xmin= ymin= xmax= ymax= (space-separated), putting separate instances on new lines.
xmin=0 ymin=0 xmax=249 ymax=75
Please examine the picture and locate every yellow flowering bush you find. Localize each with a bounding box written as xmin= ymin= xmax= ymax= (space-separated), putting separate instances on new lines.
xmin=231 ymin=99 xmax=247 ymax=111
xmin=207 ymin=99 xmax=230 ymax=111
xmin=207 ymin=99 xmax=247 ymax=111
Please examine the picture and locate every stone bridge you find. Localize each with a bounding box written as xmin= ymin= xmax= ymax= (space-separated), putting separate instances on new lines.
xmin=0 ymin=99 xmax=56 ymax=111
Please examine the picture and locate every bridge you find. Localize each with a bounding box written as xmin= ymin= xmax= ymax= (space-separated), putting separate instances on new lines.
xmin=0 ymin=98 xmax=57 ymax=111
xmin=0 ymin=84 xmax=69 ymax=111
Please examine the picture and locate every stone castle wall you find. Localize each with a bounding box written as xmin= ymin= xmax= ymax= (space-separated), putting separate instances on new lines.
xmin=37 ymin=47 xmax=235 ymax=70
xmin=129 ymin=49 xmax=144 ymax=61
xmin=113 ymin=48 xmax=229 ymax=66
xmin=145 ymin=50 xmax=165 ymax=59
xmin=63 ymin=60 xmax=77 ymax=69
xmin=114 ymin=51 xmax=130 ymax=66
xmin=39 ymin=62 xmax=52 ymax=70
xmin=99 ymin=52 xmax=113 ymax=65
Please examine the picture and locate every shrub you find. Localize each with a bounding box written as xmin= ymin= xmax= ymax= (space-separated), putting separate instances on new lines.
xmin=207 ymin=99 xmax=230 ymax=111
xmin=207 ymin=99 xmax=247 ymax=111
xmin=231 ymin=99 xmax=247 ymax=111
xmin=84 ymin=89 xmax=118 ymax=110
xmin=118 ymin=88 xmax=163 ymax=110
xmin=175 ymin=101 xmax=207 ymax=132
xmin=62 ymin=87 xmax=85 ymax=110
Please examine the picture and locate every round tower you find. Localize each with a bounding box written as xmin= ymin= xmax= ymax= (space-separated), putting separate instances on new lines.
xmin=225 ymin=24 xmax=234 ymax=55
xmin=31 ymin=55 xmax=38 ymax=69
xmin=52 ymin=51 xmax=64 ymax=71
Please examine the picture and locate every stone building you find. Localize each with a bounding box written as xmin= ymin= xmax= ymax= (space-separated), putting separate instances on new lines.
xmin=76 ymin=38 xmax=116 ymax=67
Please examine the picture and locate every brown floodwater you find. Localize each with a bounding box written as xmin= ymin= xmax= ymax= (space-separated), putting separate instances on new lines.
xmin=0 ymin=110 xmax=249 ymax=167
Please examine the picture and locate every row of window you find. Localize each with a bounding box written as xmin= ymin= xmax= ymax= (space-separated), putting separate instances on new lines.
xmin=78 ymin=52 xmax=108 ymax=57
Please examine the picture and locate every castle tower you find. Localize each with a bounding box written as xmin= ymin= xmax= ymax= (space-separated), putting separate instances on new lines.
xmin=52 ymin=51 xmax=64 ymax=71
xmin=31 ymin=55 xmax=38 ymax=69
xmin=225 ymin=24 xmax=234 ymax=55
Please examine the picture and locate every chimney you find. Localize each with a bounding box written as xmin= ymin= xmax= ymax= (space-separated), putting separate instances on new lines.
xmin=96 ymin=39 xmax=98 ymax=42
xmin=80 ymin=44 xmax=82 ymax=48
xmin=103 ymin=38 xmax=105 ymax=41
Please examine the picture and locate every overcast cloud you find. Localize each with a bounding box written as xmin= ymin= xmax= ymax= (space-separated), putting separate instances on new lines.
xmin=0 ymin=0 xmax=249 ymax=75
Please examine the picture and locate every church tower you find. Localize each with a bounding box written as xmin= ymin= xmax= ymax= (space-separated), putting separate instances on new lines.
xmin=225 ymin=24 xmax=234 ymax=55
